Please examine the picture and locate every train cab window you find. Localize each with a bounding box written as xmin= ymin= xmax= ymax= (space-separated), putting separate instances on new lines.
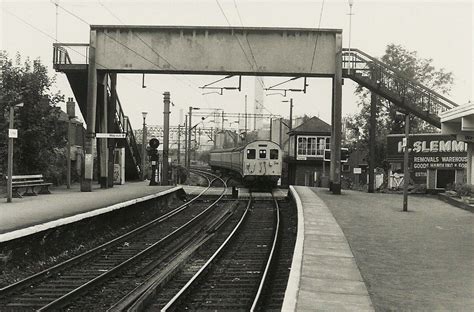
xmin=270 ymin=149 xmax=279 ymax=159
xmin=259 ymin=149 xmax=267 ymax=159
xmin=247 ymin=149 xmax=256 ymax=159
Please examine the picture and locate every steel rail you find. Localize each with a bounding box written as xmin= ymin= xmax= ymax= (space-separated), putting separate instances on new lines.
xmin=0 ymin=172 xmax=217 ymax=308
xmin=37 ymin=171 xmax=227 ymax=311
xmin=160 ymin=198 xmax=252 ymax=312
xmin=250 ymin=194 xmax=281 ymax=311
xmin=109 ymin=202 xmax=238 ymax=312
xmin=0 ymin=186 xmax=209 ymax=297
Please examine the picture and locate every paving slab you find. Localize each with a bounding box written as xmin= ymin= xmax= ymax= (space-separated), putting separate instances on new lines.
xmin=282 ymin=186 xmax=374 ymax=312
xmin=0 ymin=182 xmax=181 ymax=242
xmin=314 ymin=188 xmax=474 ymax=311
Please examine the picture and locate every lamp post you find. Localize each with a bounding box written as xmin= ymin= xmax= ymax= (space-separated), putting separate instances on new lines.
xmin=348 ymin=0 xmax=354 ymax=73
xmin=141 ymin=111 xmax=148 ymax=180
xmin=7 ymin=101 xmax=24 ymax=203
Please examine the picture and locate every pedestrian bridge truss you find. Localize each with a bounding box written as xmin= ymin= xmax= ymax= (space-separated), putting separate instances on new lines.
xmin=342 ymin=49 xmax=457 ymax=128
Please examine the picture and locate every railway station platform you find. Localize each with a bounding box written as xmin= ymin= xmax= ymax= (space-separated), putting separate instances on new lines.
xmin=0 ymin=182 xmax=182 ymax=243
xmin=283 ymin=186 xmax=374 ymax=311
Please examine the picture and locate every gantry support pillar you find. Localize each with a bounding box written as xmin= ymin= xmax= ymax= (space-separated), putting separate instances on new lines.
xmin=81 ymin=30 xmax=98 ymax=192
xmin=329 ymin=32 xmax=343 ymax=194
xmin=108 ymin=73 xmax=117 ymax=187
xmin=98 ymin=73 xmax=109 ymax=188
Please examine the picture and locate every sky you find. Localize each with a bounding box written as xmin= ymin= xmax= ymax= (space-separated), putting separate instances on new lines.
xmin=1 ymin=0 xmax=473 ymax=131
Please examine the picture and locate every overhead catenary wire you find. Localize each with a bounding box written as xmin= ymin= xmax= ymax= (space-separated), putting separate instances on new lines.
xmin=95 ymin=0 xmax=205 ymax=93
xmin=232 ymin=0 xmax=265 ymax=89
xmin=3 ymin=8 xmax=164 ymax=98
xmin=309 ymin=0 xmax=326 ymax=71
xmin=215 ymin=0 xmax=265 ymax=90
xmin=54 ymin=1 xmax=208 ymax=101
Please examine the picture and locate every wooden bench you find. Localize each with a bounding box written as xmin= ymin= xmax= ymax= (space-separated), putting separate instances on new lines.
xmin=6 ymin=175 xmax=53 ymax=198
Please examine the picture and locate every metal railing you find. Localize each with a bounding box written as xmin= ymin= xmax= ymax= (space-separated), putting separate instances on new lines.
xmin=107 ymin=84 xmax=142 ymax=176
xmin=53 ymin=43 xmax=89 ymax=66
xmin=52 ymin=42 xmax=141 ymax=176
xmin=342 ymin=48 xmax=457 ymax=117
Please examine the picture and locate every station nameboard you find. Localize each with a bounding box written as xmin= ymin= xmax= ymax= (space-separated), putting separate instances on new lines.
xmin=96 ymin=133 xmax=127 ymax=139
xmin=387 ymin=134 xmax=468 ymax=170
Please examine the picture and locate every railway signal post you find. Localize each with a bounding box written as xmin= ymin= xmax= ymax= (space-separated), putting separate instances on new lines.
xmin=148 ymin=138 xmax=160 ymax=186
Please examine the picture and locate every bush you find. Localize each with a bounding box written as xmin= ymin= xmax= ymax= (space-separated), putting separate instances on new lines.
xmin=454 ymin=183 xmax=473 ymax=197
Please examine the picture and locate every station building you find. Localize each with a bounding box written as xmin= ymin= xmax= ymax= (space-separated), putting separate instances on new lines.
xmin=284 ymin=117 xmax=331 ymax=186
xmin=386 ymin=133 xmax=468 ymax=190
xmin=440 ymin=102 xmax=474 ymax=186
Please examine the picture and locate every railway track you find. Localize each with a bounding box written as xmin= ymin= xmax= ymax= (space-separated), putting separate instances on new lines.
xmin=168 ymin=197 xmax=280 ymax=311
xmin=0 ymin=170 xmax=227 ymax=311
xmin=115 ymin=193 xmax=281 ymax=311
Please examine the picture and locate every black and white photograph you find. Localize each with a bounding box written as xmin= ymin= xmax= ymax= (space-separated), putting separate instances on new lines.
xmin=0 ymin=0 xmax=473 ymax=310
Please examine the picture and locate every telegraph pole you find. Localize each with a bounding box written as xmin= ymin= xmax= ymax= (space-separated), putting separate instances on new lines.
xmin=368 ymin=92 xmax=377 ymax=193
xmin=162 ymin=92 xmax=170 ymax=185
xmin=269 ymin=117 xmax=273 ymax=141
xmin=7 ymin=101 xmax=23 ymax=203
xmin=66 ymin=97 xmax=75 ymax=189
xmin=403 ymin=113 xmax=410 ymax=212
xmin=184 ymin=115 xmax=188 ymax=170
xmin=221 ymin=110 xmax=225 ymax=130
xmin=177 ymin=124 xmax=181 ymax=164
xmin=289 ymin=98 xmax=293 ymax=130
xmin=7 ymin=106 xmax=14 ymax=203
xmin=244 ymin=94 xmax=248 ymax=132
xmin=279 ymin=118 xmax=282 ymax=146
xmin=194 ymin=127 xmax=197 ymax=161
xmin=188 ymin=107 xmax=193 ymax=170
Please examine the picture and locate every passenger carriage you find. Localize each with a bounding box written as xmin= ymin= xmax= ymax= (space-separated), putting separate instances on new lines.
xmin=209 ymin=140 xmax=282 ymax=187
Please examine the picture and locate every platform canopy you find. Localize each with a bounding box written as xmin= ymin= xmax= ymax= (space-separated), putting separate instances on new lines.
xmin=91 ymin=25 xmax=342 ymax=76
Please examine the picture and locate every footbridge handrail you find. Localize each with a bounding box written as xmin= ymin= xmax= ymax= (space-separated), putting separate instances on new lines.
xmin=107 ymin=84 xmax=142 ymax=176
xmin=342 ymin=48 xmax=458 ymax=112
xmin=53 ymin=43 xmax=89 ymax=66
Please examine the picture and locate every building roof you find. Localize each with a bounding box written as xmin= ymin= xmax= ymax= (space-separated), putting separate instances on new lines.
xmin=288 ymin=116 xmax=331 ymax=135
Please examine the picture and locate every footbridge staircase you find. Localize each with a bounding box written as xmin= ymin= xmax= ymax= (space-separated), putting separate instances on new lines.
xmin=53 ymin=44 xmax=142 ymax=180
xmin=342 ymin=49 xmax=458 ymax=128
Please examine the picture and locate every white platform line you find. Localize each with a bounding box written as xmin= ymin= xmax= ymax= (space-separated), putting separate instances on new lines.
xmin=0 ymin=186 xmax=182 ymax=243
xmin=281 ymin=186 xmax=305 ymax=312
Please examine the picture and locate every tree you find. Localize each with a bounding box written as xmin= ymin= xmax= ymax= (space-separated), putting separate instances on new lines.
xmin=0 ymin=51 xmax=66 ymax=183
xmin=345 ymin=44 xmax=454 ymax=167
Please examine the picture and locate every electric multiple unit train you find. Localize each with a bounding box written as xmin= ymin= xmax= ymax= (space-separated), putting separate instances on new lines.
xmin=209 ymin=140 xmax=283 ymax=188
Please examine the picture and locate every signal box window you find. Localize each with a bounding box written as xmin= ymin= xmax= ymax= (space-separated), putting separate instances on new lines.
xmin=270 ymin=149 xmax=279 ymax=159
xmin=247 ymin=149 xmax=256 ymax=159
xmin=259 ymin=149 xmax=267 ymax=159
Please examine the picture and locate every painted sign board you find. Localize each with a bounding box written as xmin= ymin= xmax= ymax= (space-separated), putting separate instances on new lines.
xmin=353 ymin=167 xmax=362 ymax=174
xmin=96 ymin=133 xmax=127 ymax=139
xmin=387 ymin=134 xmax=468 ymax=171
xmin=8 ymin=129 xmax=18 ymax=138
xmin=456 ymin=133 xmax=474 ymax=143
